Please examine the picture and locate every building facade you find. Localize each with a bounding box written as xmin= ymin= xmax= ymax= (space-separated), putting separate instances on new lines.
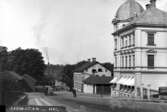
xmin=73 ymin=58 xmax=112 ymax=93
xmin=111 ymin=0 xmax=167 ymax=99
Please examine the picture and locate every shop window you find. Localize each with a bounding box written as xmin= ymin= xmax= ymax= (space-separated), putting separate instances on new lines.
xmin=143 ymin=88 xmax=148 ymax=99
xmin=137 ymin=87 xmax=141 ymax=96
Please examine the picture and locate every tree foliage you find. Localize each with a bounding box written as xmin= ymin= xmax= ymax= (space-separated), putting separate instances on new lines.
xmin=7 ymin=48 xmax=46 ymax=81
xmin=60 ymin=64 xmax=75 ymax=90
xmin=0 ymin=47 xmax=8 ymax=71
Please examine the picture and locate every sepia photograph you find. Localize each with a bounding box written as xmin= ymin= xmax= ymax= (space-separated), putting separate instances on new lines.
xmin=1 ymin=0 xmax=167 ymax=112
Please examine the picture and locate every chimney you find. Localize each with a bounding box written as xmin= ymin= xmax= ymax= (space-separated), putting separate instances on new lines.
xmin=150 ymin=0 xmax=156 ymax=8
xmin=88 ymin=59 xmax=91 ymax=62
xmin=92 ymin=58 xmax=96 ymax=62
xmin=146 ymin=4 xmax=151 ymax=9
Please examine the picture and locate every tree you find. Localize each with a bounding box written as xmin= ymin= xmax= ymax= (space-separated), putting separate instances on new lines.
xmin=60 ymin=64 xmax=75 ymax=90
xmin=0 ymin=47 xmax=8 ymax=71
xmin=7 ymin=48 xmax=46 ymax=81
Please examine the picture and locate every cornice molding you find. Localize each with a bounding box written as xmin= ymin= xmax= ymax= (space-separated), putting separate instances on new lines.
xmin=112 ymin=23 xmax=167 ymax=36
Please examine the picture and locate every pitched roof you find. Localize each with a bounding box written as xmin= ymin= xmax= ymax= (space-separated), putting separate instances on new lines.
xmin=113 ymin=7 xmax=167 ymax=35
xmin=102 ymin=63 xmax=113 ymax=73
xmin=83 ymin=75 xmax=112 ymax=85
xmin=131 ymin=7 xmax=167 ymax=26
xmin=74 ymin=61 xmax=99 ymax=72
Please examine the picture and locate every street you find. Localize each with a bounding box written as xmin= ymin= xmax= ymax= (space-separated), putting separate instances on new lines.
xmin=26 ymin=92 xmax=111 ymax=112
xmin=26 ymin=91 xmax=167 ymax=112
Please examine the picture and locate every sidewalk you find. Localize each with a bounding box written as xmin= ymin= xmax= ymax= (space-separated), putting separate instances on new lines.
xmin=54 ymin=91 xmax=167 ymax=105
xmin=54 ymin=91 xmax=111 ymax=99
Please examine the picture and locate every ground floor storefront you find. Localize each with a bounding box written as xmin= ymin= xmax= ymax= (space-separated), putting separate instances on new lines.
xmin=110 ymin=73 xmax=159 ymax=99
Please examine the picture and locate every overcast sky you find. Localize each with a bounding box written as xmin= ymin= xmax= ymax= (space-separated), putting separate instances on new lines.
xmin=0 ymin=0 xmax=167 ymax=64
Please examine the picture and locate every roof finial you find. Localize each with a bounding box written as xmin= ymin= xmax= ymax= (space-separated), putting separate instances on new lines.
xmin=146 ymin=4 xmax=151 ymax=10
xmin=150 ymin=0 xmax=156 ymax=8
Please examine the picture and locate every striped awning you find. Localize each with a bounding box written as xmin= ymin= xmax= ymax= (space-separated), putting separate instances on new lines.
xmin=126 ymin=77 xmax=135 ymax=86
xmin=116 ymin=77 xmax=135 ymax=86
xmin=117 ymin=77 xmax=126 ymax=84
xmin=110 ymin=77 xmax=118 ymax=83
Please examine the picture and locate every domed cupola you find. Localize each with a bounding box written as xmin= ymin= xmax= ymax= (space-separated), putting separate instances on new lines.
xmin=113 ymin=0 xmax=144 ymax=24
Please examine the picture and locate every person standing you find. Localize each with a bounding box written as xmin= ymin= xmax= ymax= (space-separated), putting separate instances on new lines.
xmin=72 ymin=88 xmax=77 ymax=97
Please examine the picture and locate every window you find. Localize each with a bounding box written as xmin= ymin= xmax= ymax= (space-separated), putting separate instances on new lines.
xmin=98 ymin=68 xmax=102 ymax=72
xmin=129 ymin=35 xmax=131 ymax=46
xmin=122 ymin=56 xmax=124 ymax=68
xmin=129 ymin=55 xmax=131 ymax=68
xmin=121 ymin=37 xmax=124 ymax=48
xmin=115 ymin=56 xmax=117 ymax=68
xmin=92 ymin=69 xmax=97 ymax=74
xmin=114 ymin=39 xmax=117 ymax=50
xmin=148 ymin=55 xmax=154 ymax=68
xmin=147 ymin=32 xmax=155 ymax=45
xmin=132 ymin=34 xmax=135 ymax=46
xmin=133 ymin=55 xmax=135 ymax=68
xmin=125 ymin=56 xmax=128 ymax=68
xmin=125 ymin=37 xmax=127 ymax=47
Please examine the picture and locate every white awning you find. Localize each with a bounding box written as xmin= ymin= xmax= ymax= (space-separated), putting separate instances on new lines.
xmin=128 ymin=77 xmax=135 ymax=86
xmin=125 ymin=77 xmax=135 ymax=86
xmin=110 ymin=76 xmax=135 ymax=86
xmin=116 ymin=77 xmax=135 ymax=86
xmin=121 ymin=78 xmax=130 ymax=85
xmin=110 ymin=77 xmax=118 ymax=83
xmin=117 ymin=77 xmax=126 ymax=84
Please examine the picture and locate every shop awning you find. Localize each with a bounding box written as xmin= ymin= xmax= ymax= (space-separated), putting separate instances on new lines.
xmin=110 ymin=77 xmax=118 ymax=83
xmin=121 ymin=77 xmax=135 ymax=86
xmin=121 ymin=78 xmax=130 ymax=85
xmin=110 ymin=76 xmax=135 ymax=86
xmin=126 ymin=77 xmax=135 ymax=86
xmin=117 ymin=77 xmax=126 ymax=84
xmin=116 ymin=77 xmax=135 ymax=86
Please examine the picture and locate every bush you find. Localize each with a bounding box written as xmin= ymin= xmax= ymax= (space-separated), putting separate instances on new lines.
xmin=4 ymin=91 xmax=25 ymax=106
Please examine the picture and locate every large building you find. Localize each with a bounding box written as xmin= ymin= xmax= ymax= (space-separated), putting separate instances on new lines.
xmin=110 ymin=0 xmax=167 ymax=99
